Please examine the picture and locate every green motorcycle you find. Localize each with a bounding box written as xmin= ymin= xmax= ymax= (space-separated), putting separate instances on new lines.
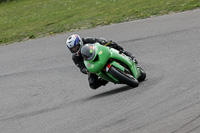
xmin=81 ymin=42 xmax=146 ymax=87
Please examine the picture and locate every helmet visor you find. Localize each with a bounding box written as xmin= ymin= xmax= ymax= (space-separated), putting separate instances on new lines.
xmin=69 ymin=43 xmax=80 ymax=53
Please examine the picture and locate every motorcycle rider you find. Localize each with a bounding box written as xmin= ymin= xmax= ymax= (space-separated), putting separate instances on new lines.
xmin=66 ymin=34 xmax=137 ymax=89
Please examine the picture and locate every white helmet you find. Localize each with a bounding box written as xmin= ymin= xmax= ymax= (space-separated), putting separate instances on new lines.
xmin=66 ymin=34 xmax=83 ymax=56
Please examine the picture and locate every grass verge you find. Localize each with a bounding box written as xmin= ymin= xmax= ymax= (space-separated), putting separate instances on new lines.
xmin=0 ymin=0 xmax=200 ymax=45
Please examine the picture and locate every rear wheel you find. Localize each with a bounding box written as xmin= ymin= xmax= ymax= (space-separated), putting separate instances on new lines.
xmin=137 ymin=67 xmax=146 ymax=82
xmin=108 ymin=66 xmax=139 ymax=87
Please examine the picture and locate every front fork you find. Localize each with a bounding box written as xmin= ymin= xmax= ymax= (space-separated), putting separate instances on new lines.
xmin=106 ymin=60 xmax=140 ymax=80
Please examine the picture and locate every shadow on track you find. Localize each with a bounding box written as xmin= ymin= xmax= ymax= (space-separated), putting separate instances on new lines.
xmin=84 ymin=85 xmax=133 ymax=101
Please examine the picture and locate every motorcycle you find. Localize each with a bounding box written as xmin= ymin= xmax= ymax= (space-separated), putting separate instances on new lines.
xmin=81 ymin=42 xmax=146 ymax=87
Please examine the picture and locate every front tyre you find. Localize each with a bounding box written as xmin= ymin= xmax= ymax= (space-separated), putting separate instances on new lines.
xmin=137 ymin=67 xmax=146 ymax=82
xmin=108 ymin=66 xmax=139 ymax=87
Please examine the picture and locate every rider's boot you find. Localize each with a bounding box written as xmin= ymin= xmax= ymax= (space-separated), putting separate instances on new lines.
xmin=109 ymin=41 xmax=138 ymax=64
xmin=121 ymin=51 xmax=138 ymax=64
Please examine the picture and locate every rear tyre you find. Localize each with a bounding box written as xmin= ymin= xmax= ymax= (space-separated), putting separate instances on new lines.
xmin=137 ymin=67 xmax=146 ymax=82
xmin=108 ymin=66 xmax=139 ymax=87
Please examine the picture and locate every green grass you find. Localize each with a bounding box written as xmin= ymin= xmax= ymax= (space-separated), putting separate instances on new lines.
xmin=0 ymin=0 xmax=200 ymax=45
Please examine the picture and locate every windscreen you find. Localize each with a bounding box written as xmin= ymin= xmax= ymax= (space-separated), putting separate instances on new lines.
xmin=81 ymin=44 xmax=96 ymax=61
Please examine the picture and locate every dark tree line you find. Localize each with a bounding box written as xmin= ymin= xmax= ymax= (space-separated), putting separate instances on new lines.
xmin=0 ymin=0 xmax=15 ymax=4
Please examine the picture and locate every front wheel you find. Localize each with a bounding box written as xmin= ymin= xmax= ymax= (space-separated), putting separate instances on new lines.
xmin=108 ymin=66 xmax=139 ymax=87
xmin=137 ymin=67 xmax=146 ymax=82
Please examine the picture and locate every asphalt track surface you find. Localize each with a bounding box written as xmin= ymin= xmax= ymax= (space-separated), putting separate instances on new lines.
xmin=0 ymin=9 xmax=200 ymax=133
